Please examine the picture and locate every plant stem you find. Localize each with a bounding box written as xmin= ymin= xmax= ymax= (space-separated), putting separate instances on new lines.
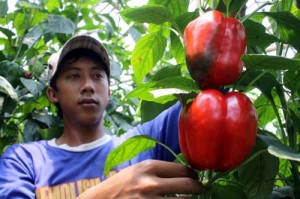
xmin=233 ymin=68 xmax=267 ymax=91
xmin=241 ymin=1 xmax=274 ymax=23
xmin=270 ymin=98 xmax=287 ymax=144
xmin=204 ymin=170 xmax=230 ymax=187
xmin=275 ymin=85 xmax=295 ymax=148
xmin=171 ymin=21 xmax=184 ymax=40
xmin=156 ymin=140 xmax=187 ymax=166
xmin=291 ymin=162 xmax=300 ymax=198
xmin=235 ymin=0 xmax=248 ymax=18
xmin=203 ymin=170 xmax=213 ymax=183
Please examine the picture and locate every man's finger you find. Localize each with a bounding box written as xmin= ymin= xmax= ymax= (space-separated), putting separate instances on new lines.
xmin=140 ymin=160 xmax=199 ymax=180
xmin=158 ymin=177 xmax=204 ymax=195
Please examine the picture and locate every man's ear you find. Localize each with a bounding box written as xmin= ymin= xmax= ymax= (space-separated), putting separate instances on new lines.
xmin=46 ymin=87 xmax=59 ymax=103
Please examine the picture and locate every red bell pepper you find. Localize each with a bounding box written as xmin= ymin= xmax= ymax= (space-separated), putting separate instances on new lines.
xmin=184 ymin=10 xmax=247 ymax=89
xmin=179 ymin=90 xmax=257 ymax=172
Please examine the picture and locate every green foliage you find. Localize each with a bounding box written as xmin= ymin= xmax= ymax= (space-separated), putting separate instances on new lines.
xmin=262 ymin=11 xmax=300 ymax=52
xmin=200 ymin=182 xmax=248 ymax=199
xmin=0 ymin=1 xmax=8 ymax=17
xmin=121 ymin=5 xmax=173 ymax=24
xmin=243 ymin=19 xmax=280 ymax=52
xmin=1 ymin=0 xmax=300 ymax=198
xmin=0 ymin=76 xmax=18 ymax=101
xmin=0 ymin=0 xmax=136 ymax=152
xmin=131 ymin=30 xmax=167 ymax=83
xmin=126 ymin=76 xmax=199 ymax=103
xmin=238 ymin=136 xmax=279 ymax=199
xmin=103 ymin=135 xmax=157 ymax=176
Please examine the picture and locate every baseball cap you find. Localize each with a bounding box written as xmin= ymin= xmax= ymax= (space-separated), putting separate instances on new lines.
xmin=47 ymin=34 xmax=110 ymax=84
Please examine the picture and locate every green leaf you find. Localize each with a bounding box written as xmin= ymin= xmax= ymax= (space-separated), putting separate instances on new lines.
xmin=0 ymin=27 xmax=14 ymax=38
xmin=43 ymin=15 xmax=75 ymax=34
xmin=238 ymin=71 xmax=278 ymax=101
xmin=170 ymin=1 xmax=189 ymax=18
xmin=23 ymin=120 xmax=40 ymax=142
xmin=242 ymin=54 xmax=300 ymax=71
xmin=13 ymin=12 xmax=27 ymax=36
xmin=150 ymin=64 xmax=183 ymax=81
xmin=244 ymin=19 xmax=280 ymax=52
xmin=126 ymin=76 xmax=199 ymax=104
xmin=121 ymin=5 xmax=172 ymax=24
xmin=170 ymin=32 xmax=185 ymax=65
xmin=0 ymin=76 xmax=18 ymax=101
xmin=210 ymin=183 xmax=247 ymax=198
xmin=20 ymin=95 xmax=51 ymax=114
xmin=45 ymin=0 xmax=61 ymax=11
xmin=174 ymin=11 xmax=199 ymax=35
xmin=160 ymin=0 xmax=189 ymax=18
xmin=29 ymin=10 xmax=48 ymax=27
xmin=12 ymin=8 xmax=47 ymax=37
xmin=4 ymin=121 xmax=19 ymax=135
xmin=254 ymin=94 xmax=278 ymax=127
xmin=258 ymin=134 xmax=300 ymax=162
xmin=81 ymin=8 xmax=101 ymax=31
xmin=16 ymin=1 xmax=39 ymax=9
xmin=32 ymin=111 xmax=61 ymax=127
xmin=283 ymin=70 xmax=300 ymax=95
xmin=20 ymin=78 xmax=45 ymax=98
xmin=239 ymin=137 xmax=279 ymax=199
xmin=0 ymin=61 xmax=23 ymax=87
xmin=131 ymin=31 xmax=167 ymax=83
xmin=295 ymin=0 xmax=300 ymax=9
xmin=271 ymin=186 xmax=295 ymax=198
xmin=261 ymin=12 xmax=300 ymax=52
xmin=24 ymin=25 xmax=43 ymax=48
xmin=268 ymin=145 xmax=300 ymax=162
xmin=278 ymin=159 xmax=292 ymax=186
xmin=149 ymin=23 xmax=170 ymax=37
xmin=0 ymin=1 xmax=8 ymax=17
xmin=216 ymin=0 xmax=246 ymax=15
xmin=103 ymin=135 xmax=157 ymax=176
xmin=32 ymin=58 xmax=46 ymax=77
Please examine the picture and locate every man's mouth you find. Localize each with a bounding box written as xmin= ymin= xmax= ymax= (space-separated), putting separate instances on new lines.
xmin=78 ymin=98 xmax=99 ymax=105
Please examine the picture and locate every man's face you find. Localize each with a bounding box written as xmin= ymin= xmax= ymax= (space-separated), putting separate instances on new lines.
xmin=47 ymin=56 xmax=110 ymax=127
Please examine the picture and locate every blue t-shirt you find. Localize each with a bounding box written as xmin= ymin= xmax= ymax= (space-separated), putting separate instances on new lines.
xmin=0 ymin=102 xmax=181 ymax=198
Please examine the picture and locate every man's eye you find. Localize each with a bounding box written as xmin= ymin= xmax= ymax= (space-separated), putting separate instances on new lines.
xmin=94 ymin=73 xmax=103 ymax=79
xmin=67 ymin=74 xmax=80 ymax=79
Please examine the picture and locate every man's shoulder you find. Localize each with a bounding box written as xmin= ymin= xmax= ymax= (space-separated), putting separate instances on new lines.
xmin=1 ymin=140 xmax=48 ymax=159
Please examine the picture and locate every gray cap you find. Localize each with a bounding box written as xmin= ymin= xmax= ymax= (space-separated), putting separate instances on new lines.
xmin=47 ymin=34 xmax=110 ymax=84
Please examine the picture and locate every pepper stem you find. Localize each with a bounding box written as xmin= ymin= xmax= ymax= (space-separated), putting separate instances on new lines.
xmin=223 ymin=0 xmax=232 ymax=17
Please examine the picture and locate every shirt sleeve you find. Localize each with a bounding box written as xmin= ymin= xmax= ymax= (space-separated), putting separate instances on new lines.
xmin=133 ymin=101 xmax=182 ymax=161
xmin=0 ymin=145 xmax=35 ymax=199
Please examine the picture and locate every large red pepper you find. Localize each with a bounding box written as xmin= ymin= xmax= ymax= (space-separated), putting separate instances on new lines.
xmin=184 ymin=10 xmax=247 ymax=89
xmin=179 ymin=90 xmax=257 ymax=172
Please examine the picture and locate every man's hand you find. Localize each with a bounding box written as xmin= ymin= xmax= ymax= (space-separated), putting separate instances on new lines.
xmin=78 ymin=160 xmax=204 ymax=198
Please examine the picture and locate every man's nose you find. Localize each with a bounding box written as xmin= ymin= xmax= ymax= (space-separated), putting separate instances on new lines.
xmin=81 ymin=77 xmax=95 ymax=94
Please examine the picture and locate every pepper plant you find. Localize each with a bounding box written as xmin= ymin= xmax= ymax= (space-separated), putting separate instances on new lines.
xmin=106 ymin=0 xmax=300 ymax=198
xmin=1 ymin=0 xmax=300 ymax=198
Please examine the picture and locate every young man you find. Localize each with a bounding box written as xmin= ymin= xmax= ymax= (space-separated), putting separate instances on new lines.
xmin=0 ymin=35 xmax=203 ymax=198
